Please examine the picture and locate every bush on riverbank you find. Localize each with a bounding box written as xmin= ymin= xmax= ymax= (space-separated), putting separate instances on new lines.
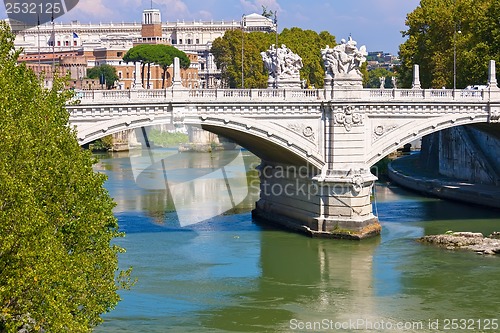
xmin=148 ymin=129 xmax=189 ymax=147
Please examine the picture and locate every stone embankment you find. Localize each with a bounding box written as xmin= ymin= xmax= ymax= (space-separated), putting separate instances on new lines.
xmin=388 ymin=154 xmax=500 ymax=209
xmin=419 ymin=232 xmax=500 ymax=255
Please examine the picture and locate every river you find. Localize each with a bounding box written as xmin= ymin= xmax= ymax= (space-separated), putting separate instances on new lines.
xmin=94 ymin=148 xmax=500 ymax=332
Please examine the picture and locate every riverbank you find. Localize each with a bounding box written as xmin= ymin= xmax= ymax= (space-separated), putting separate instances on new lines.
xmin=388 ymin=154 xmax=500 ymax=209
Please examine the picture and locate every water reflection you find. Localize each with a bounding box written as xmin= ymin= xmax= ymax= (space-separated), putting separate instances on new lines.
xmin=93 ymin=150 xmax=500 ymax=332
xmin=197 ymin=231 xmax=381 ymax=332
xmin=94 ymin=149 xmax=260 ymax=227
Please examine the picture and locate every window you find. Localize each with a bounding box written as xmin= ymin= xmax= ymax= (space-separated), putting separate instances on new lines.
xmin=196 ymin=38 xmax=200 ymax=44
xmin=172 ymin=39 xmax=177 ymax=44
xmin=73 ymin=40 xmax=77 ymax=46
xmin=118 ymin=71 xmax=122 ymax=79
xmin=65 ymin=41 xmax=69 ymax=46
xmin=117 ymin=52 xmax=123 ymax=57
xmin=57 ymin=41 xmax=61 ymax=46
xmin=179 ymin=39 xmax=182 ymax=44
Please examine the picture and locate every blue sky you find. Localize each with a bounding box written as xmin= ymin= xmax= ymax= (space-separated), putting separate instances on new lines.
xmin=1 ymin=0 xmax=421 ymax=53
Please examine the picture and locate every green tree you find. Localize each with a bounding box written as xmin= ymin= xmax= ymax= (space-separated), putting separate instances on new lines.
xmin=365 ymin=67 xmax=396 ymax=88
xmin=0 ymin=22 xmax=128 ymax=332
xmin=211 ymin=28 xmax=336 ymax=88
xmin=279 ymin=28 xmax=336 ymax=88
xmin=123 ymin=44 xmax=153 ymax=88
xmin=86 ymin=64 xmax=119 ymax=89
xmin=399 ymin=0 xmax=500 ymax=88
xmin=151 ymin=45 xmax=190 ymax=88
xmin=123 ymin=44 xmax=190 ymax=88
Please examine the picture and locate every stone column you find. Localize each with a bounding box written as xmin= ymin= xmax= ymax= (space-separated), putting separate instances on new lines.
xmin=132 ymin=61 xmax=143 ymax=90
xmin=172 ymin=56 xmax=183 ymax=89
xmin=412 ymin=64 xmax=421 ymax=89
xmin=488 ymin=60 xmax=498 ymax=88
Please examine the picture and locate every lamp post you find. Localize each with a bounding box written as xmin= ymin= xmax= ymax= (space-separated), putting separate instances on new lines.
xmin=453 ymin=27 xmax=462 ymax=90
xmin=453 ymin=1 xmax=461 ymax=90
xmin=274 ymin=11 xmax=278 ymax=89
xmin=241 ymin=14 xmax=245 ymax=89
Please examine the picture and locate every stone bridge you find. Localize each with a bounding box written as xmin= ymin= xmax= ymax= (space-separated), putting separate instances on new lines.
xmin=67 ymin=60 xmax=500 ymax=239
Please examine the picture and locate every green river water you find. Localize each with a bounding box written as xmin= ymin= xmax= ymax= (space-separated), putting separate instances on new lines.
xmin=93 ymin=149 xmax=500 ymax=332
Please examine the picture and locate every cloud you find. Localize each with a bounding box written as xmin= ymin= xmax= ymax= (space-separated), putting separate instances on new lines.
xmin=154 ymin=0 xmax=189 ymax=15
xmin=240 ymin=0 xmax=281 ymax=14
xmin=62 ymin=0 xmax=191 ymax=22
xmin=64 ymin=0 xmax=116 ymax=21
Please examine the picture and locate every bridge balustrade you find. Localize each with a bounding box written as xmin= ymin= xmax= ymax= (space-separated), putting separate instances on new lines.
xmin=369 ymin=89 xmax=394 ymax=99
xmin=71 ymin=87 xmax=495 ymax=105
xmin=137 ymin=90 xmax=169 ymax=99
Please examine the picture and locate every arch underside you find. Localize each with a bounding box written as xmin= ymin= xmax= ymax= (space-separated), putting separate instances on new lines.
xmin=187 ymin=117 xmax=324 ymax=169
xmin=366 ymin=114 xmax=494 ymax=167
xmin=201 ymin=124 xmax=318 ymax=168
xmin=73 ymin=115 xmax=173 ymax=145
xmin=72 ymin=115 xmax=325 ymax=170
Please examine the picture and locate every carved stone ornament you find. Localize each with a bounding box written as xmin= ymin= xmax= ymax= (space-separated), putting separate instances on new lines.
xmin=351 ymin=174 xmax=364 ymax=193
xmin=490 ymin=110 xmax=500 ymax=123
xmin=373 ymin=124 xmax=398 ymax=142
xmin=287 ymin=123 xmax=316 ymax=142
xmin=334 ymin=106 xmax=363 ymax=131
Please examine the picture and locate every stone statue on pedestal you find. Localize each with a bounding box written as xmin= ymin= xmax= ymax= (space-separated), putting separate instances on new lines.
xmin=261 ymin=44 xmax=303 ymax=88
xmin=379 ymin=76 xmax=385 ymax=89
xmin=321 ymin=36 xmax=367 ymax=89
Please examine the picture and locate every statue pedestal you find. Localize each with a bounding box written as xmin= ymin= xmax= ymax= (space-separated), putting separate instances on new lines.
xmin=329 ymin=74 xmax=364 ymax=99
xmin=268 ymin=74 xmax=302 ymax=89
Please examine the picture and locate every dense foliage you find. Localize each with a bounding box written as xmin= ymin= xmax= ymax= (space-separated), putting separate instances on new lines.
xmin=123 ymin=44 xmax=190 ymax=88
xmin=211 ymin=28 xmax=336 ymax=88
xmin=0 ymin=22 xmax=128 ymax=332
xmin=365 ymin=68 xmax=396 ymax=88
xmin=86 ymin=64 xmax=119 ymax=89
xmin=399 ymin=0 xmax=500 ymax=88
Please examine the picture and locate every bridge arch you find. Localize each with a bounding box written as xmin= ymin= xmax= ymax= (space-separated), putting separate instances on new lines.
xmin=186 ymin=116 xmax=324 ymax=170
xmin=73 ymin=113 xmax=325 ymax=170
xmin=365 ymin=105 xmax=498 ymax=167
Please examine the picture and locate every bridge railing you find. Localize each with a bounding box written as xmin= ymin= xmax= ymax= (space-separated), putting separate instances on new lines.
xmin=368 ymin=88 xmax=487 ymax=101
xmin=72 ymin=88 xmax=326 ymax=104
xmin=187 ymin=88 xmax=325 ymax=101
xmin=71 ymin=87 xmax=492 ymax=105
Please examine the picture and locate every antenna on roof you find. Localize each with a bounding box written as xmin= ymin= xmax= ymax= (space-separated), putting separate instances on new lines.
xmin=150 ymin=0 xmax=153 ymax=9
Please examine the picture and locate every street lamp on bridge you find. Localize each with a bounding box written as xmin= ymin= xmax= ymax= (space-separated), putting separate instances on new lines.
xmin=453 ymin=27 xmax=461 ymax=90
xmin=241 ymin=14 xmax=245 ymax=89
xmin=453 ymin=0 xmax=461 ymax=90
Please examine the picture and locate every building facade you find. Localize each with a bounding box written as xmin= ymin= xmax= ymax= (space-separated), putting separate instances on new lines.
xmin=7 ymin=10 xmax=275 ymax=88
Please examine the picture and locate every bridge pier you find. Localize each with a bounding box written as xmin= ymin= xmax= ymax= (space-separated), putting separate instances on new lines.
xmin=252 ymin=162 xmax=381 ymax=239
